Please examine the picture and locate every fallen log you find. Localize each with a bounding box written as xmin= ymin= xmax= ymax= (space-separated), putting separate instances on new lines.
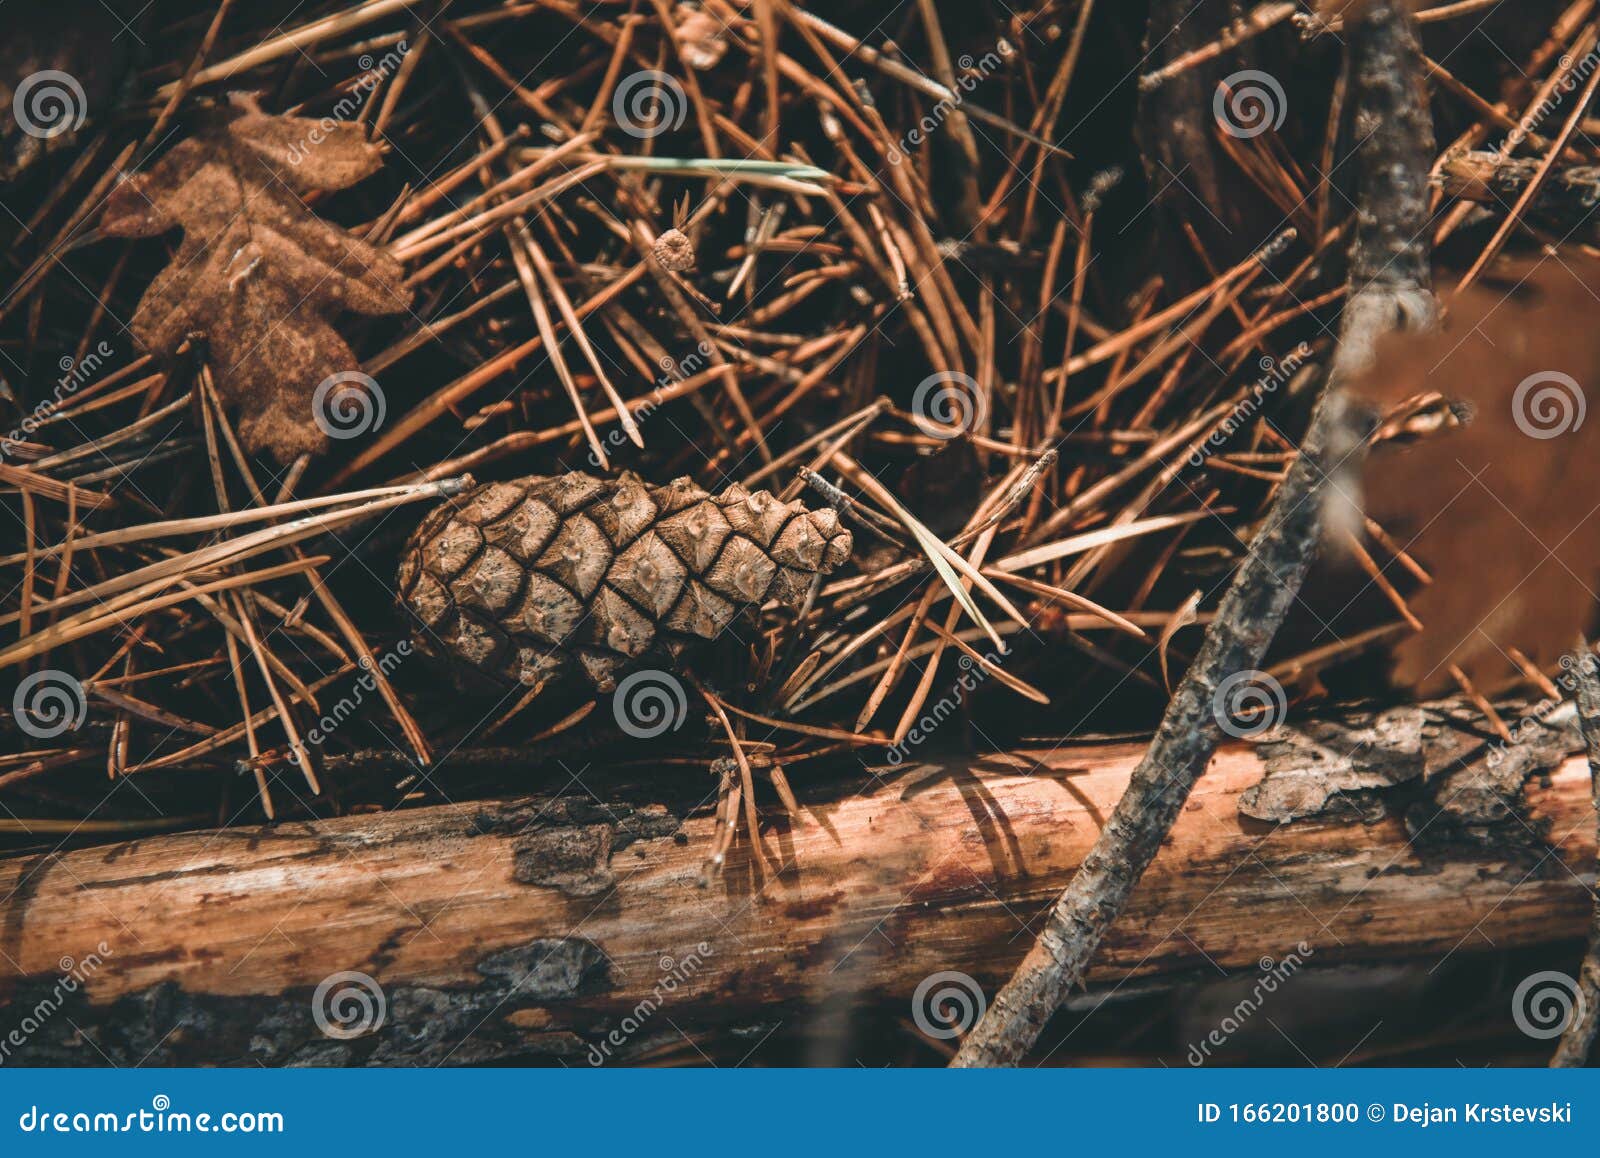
xmin=0 ymin=702 xmax=1594 ymax=1066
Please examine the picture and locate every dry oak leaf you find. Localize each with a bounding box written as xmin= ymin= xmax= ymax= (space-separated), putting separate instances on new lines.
xmin=1351 ymin=257 xmax=1600 ymax=697
xmin=101 ymin=97 xmax=410 ymax=463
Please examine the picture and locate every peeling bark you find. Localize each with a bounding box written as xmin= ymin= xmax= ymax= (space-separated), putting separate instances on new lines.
xmin=1243 ymin=705 xmax=1427 ymax=822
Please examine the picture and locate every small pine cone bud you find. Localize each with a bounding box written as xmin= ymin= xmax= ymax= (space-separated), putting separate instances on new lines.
xmin=652 ymin=227 xmax=695 ymax=272
xmin=397 ymin=471 xmax=853 ymax=693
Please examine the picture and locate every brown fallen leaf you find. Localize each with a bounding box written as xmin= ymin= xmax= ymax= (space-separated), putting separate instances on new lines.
xmin=1350 ymin=255 xmax=1600 ymax=696
xmin=102 ymin=94 xmax=410 ymax=463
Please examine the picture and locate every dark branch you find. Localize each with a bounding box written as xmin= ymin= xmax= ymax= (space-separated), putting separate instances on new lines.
xmin=951 ymin=0 xmax=1436 ymax=1067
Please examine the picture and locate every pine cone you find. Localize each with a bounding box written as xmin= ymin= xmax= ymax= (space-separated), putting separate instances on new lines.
xmin=397 ymin=472 xmax=853 ymax=692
